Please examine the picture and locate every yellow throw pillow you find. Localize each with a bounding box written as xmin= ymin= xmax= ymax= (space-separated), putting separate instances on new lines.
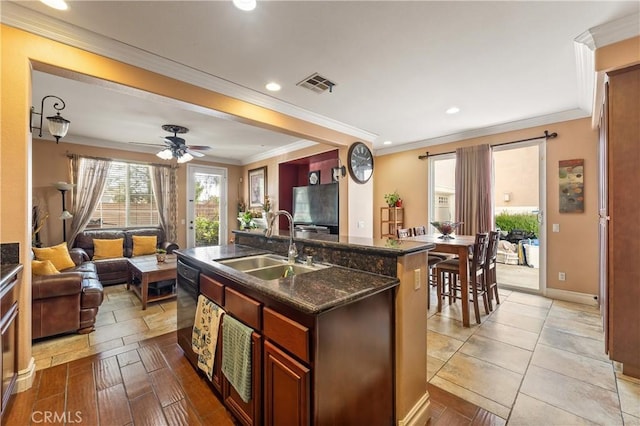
xmin=93 ymin=238 xmax=124 ymax=260
xmin=31 ymin=260 xmax=60 ymax=276
xmin=32 ymin=242 xmax=76 ymax=271
xmin=132 ymin=235 xmax=157 ymax=256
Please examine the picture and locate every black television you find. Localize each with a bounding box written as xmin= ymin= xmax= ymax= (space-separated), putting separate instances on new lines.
xmin=292 ymin=183 xmax=339 ymax=228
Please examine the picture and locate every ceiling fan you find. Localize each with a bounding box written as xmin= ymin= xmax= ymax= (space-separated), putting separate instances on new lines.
xmin=155 ymin=124 xmax=211 ymax=163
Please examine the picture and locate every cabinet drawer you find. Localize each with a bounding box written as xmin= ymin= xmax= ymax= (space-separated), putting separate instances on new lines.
xmin=200 ymin=275 xmax=224 ymax=306
xmin=225 ymin=287 xmax=261 ymax=330
xmin=263 ymin=307 xmax=309 ymax=363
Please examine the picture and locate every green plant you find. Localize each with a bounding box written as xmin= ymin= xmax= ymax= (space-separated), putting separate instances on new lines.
xmin=384 ymin=191 xmax=400 ymax=206
xmin=195 ymin=216 xmax=220 ymax=245
xmin=495 ymin=212 xmax=539 ymax=237
xmin=238 ymin=211 xmax=257 ymax=229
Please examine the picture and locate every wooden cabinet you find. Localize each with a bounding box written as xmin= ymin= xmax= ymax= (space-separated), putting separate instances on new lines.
xmin=223 ymin=332 xmax=262 ymax=426
xmin=380 ymin=207 xmax=404 ymax=237
xmin=198 ymin=275 xmax=262 ymax=425
xmin=187 ymin=266 xmax=395 ymax=426
xmin=264 ymin=340 xmax=310 ymax=426
xmin=600 ymin=64 xmax=640 ymax=378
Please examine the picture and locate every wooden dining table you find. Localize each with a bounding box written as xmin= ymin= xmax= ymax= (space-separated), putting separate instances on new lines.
xmin=409 ymin=234 xmax=477 ymax=327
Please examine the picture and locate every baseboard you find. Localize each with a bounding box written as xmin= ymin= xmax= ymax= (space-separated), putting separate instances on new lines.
xmin=397 ymin=392 xmax=430 ymax=426
xmin=14 ymin=357 xmax=36 ymax=393
xmin=544 ymin=288 xmax=599 ymax=306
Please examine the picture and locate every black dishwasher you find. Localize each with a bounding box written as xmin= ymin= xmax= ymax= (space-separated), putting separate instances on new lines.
xmin=176 ymin=259 xmax=200 ymax=368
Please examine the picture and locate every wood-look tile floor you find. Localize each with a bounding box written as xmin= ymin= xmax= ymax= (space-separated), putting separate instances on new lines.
xmin=5 ymin=332 xmax=235 ymax=426
xmin=22 ymin=283 xmax=501 ymax=425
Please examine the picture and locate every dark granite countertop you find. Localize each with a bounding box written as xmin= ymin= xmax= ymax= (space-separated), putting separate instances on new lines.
xmin=176 ymin=245 xmax=399 ymax=315
xmin=1 ymin=264 xmax=23 ymax=290
xmin=233 ymin=229 xmax=435 ymax=255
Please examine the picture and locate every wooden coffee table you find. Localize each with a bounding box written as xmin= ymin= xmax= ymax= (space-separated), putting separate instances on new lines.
xmin=127 ymin=254 xmax=177 ymax=310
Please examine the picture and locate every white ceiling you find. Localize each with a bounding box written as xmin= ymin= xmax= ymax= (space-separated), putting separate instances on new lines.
xmin=5 ymin=1 xmax=640 ymax=164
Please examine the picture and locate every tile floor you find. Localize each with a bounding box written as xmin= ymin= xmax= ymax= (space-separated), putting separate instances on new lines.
xmin=427 ymin=286 xmax=640 ymax=425
xmin=32 ymin=284 xmax=177 ymax=371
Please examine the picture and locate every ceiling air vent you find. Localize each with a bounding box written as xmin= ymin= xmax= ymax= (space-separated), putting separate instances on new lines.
xmin=297 ymin=73 xmax=336 ymax=94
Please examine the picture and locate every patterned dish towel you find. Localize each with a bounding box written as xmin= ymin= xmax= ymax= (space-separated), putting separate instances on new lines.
xmin=192 ymin=295 xmax=224 ymax=381
xmin=221 ymin=315 xmax=253 ymax=403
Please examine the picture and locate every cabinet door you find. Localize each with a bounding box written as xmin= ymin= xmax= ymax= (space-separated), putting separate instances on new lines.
xmin=264 ymin=340 xmax=310 ymax=426
xmin=223 ymin=332 xmax=262 ymax=426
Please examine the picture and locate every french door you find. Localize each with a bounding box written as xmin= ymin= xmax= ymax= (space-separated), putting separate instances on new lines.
xmin=492 ymin=140 xmax=546 ymax=293
xmin=186 ymin=165 xmax=227 ymax=248
xmin=428 ymin=141 xmax=546 ymax=293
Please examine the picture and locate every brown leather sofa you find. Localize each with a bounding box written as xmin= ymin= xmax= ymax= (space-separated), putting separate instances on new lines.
xmin=32 ymin=248 xmax=104 ymax=339
xmin=72 ymin=227 xmax=179 ymax=285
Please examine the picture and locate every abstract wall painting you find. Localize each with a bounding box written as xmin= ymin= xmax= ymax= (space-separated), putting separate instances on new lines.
xmin=559 ymin=159 xmax=584 ymax=213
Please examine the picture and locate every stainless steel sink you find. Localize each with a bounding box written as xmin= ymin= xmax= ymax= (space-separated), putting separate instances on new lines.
xmin=218 ymin=254 xmax=286 ymax=271
xmin=218 ymin=254 xmax=328 ymax=280
xmin=245 ymin=264 xmax=318 ymax=280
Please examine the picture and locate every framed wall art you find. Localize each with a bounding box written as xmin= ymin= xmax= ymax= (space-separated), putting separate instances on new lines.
xmin=308 ymin=170 xmax=320 ymax=185
xmin=248 ymin=166 xmax=267 ymax=209
xmin=559 ymin=159 xmax=584 ymax=213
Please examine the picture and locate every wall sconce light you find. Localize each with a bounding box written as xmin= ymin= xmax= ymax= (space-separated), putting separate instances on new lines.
xmin=31 ymin=95 xmax=71 ymax=143
xmin=331 ymin=158 xmax=347 ymax=182
xmin=504 ymin=192 xmax=511 ymax=202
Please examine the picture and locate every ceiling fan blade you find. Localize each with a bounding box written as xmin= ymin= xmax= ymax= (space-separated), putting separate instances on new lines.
xmin=185 ymin=145 xmax=211 ymax=151
xmin=130 ymin=142 xmax=164 ymax=147
xmin=186 ymin=148 xmax=205 ymax=157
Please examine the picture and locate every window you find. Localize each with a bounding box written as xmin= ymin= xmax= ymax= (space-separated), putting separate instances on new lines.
xmin=89 ymin=162 xmax=159 ymax=228
xmin=428 ymin=155 xmax=456 ymax=223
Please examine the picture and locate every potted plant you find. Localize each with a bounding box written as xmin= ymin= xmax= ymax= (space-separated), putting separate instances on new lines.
xmin=156 ymin=248 xmax=167 ymax=263
xmin=384 ymin=191 xmax=401 ymax=207
xmin=238 ymin=211 xmax=256 ymax=229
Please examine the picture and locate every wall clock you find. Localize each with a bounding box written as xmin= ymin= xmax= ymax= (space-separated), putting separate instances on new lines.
xmin=347 ymin=142 xmax=374 ymax=184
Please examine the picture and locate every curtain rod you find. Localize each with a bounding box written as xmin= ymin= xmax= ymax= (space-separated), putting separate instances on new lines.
xmin=66 ymin=153 xmax=178 ymax=169
xmin=417 ymin=130 xmax=558 ymax=160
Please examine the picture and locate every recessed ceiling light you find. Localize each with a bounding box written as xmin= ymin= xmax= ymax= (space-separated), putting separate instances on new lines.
xmin=265 ymin=82 xmax=281 ymax=92
xmin=233 ymin=0 xmax=256 ymax=11
xmin=446 ymin=106 xmax=460 ymax=114
xmin=383 ymin=140 xmax=393 ymax=145
xmin=40 ymin=0 xmax=68 ymax=10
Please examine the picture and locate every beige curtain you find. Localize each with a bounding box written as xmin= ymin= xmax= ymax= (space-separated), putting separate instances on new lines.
xmin=67 ymin=155 xmax=112 ymax=247
xmin=151 ymin=165 xmax=178 ymax=242
xmin=454 ymin=144 xmax=493 ymax=235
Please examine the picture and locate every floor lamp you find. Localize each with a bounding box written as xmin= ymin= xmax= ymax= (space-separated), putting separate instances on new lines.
xmin=53 ymin=182 xmax=74 ymax=242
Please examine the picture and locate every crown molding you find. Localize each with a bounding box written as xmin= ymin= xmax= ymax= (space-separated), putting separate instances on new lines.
xmin=575 ymin=13 xmax=640 ymax=50
xmin=573 ymin=12 xmax=640 ymax=131
xmin=375 ymin=109 xmax=589 ymax=157
xmin=1 ymin=2 xmax=376 ymax=143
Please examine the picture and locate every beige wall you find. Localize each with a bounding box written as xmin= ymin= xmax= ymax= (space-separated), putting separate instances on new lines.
xmin=374 ymin=118 xmax=599 ymax=295
xmin=494 ymin=145 xmax=540 ymax=210
xmin=31 ymin=138 xmax=244 ymax=248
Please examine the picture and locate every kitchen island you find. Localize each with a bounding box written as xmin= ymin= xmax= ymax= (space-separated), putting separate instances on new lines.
xmin=177 ymin=231 xmax=434 ymax=426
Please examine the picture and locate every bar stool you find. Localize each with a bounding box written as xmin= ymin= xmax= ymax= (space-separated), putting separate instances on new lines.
xmin=435 ymin=233 xmax=490 ymax=324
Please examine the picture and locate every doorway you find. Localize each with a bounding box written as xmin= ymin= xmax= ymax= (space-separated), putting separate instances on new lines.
xmin=186 ymin=164 xmax=227 ymax=247
xmin=492 ymin=141 xmax=545 ymax=293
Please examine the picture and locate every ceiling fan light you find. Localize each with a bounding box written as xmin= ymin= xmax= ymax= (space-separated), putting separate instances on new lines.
xmin=177 ymin=152 xmax=194 ymax=163
xmin=157 ymin=149 xmax=173 ymax=160
xmin=47 ymin=113 xmax=70 ymax=139
xmin=233 ymin=0 xmax=256 ymax=11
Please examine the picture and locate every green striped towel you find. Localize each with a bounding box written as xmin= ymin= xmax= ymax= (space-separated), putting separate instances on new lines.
xmin=222 ymin=315 xmax=253 ymax=403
